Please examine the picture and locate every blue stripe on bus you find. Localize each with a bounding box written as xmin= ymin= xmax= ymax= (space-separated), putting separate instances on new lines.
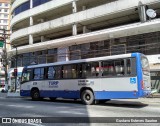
xmin=40 ymin=90 xmax=80 ymax=98
xmin=94 ymin=91 xmax=139 ymax=99
xmin=20 ymin=90 xmax=150 ymax=99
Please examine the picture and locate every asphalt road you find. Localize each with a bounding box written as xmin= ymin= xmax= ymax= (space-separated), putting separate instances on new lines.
xmin=0 ymin=93 xmax=160 ymax=126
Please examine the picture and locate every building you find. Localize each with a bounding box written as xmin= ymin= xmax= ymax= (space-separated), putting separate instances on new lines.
xmin=9 ymin=0 xmax=160 ymax=93
xmin=0 ymin=0 xmax=10 ymax=89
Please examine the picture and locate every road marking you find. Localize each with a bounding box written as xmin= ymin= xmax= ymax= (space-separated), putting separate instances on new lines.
xmin=8 ymin=104 xmax=34 ymax=108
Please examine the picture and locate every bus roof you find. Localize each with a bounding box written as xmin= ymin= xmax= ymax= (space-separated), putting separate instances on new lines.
xmin=26 ymin=53 xmax=141 ymax=69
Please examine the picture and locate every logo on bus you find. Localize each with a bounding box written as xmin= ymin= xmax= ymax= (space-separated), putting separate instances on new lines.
xmin=78 ymin=80 xmax=94 ymax=86
xmin=130 ymin=78 xmax=136 ymax=84
xmin=49 ymin=81 xmax=59 ymax=88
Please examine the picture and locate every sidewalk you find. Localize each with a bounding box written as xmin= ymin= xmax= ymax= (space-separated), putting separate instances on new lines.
xmin=149 ymin=93 xmax=160 ymax=98
xmin=6 ymin=91 xmax=20 ymax=97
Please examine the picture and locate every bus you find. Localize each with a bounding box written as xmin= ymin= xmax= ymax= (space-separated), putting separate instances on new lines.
xmin=20 ymin=53 xmax=151 ymax=105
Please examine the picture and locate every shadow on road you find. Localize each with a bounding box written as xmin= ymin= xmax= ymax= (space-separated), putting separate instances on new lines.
xmin=98 ymin=100 xmax=148 ymax=108
xmin=23 ymin=98 xmax=148 ymax=108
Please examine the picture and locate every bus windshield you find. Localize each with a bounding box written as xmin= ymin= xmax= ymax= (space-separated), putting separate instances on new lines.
xmin=21 ymin=69 xmax=31 ymax=82
xmin=141 ymin=56 xmax=150 ymax=75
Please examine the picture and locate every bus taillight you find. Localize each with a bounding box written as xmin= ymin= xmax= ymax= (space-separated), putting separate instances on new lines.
xmin=141 ymin=80 xmax=144 ymax=90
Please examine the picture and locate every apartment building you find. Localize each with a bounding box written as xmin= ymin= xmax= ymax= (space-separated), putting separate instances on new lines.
xmin=0 ymin=0 xmax=10 ymax=88
xmin=9 ymin=0 xmax=160 ymax=92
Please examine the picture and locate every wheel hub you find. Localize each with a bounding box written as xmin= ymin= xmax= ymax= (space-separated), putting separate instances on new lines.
xmin=85 ymin=94 xmax=90 ymax=101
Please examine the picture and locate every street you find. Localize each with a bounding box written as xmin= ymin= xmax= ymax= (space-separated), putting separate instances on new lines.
xmin=0 ymin=93 xmax=160 ymax=126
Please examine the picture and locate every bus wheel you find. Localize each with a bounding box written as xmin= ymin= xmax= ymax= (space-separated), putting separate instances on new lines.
xmin=81 ymin=90 xmax=94 ymax=105
xmin=31 ymin=89 xmax=40 ymax=101
xmin=49 ymin=97 xmax=56 ymax=101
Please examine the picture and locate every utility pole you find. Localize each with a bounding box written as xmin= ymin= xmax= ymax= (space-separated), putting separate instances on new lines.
xmin=4 ymin=29 xmax=8 ymax=91
xmin=12 ymin=45 xmax=17 ymax=92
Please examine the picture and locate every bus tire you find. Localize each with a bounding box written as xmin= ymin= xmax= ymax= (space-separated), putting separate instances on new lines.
xmin=81 ymin=90 xmax=94 ymax=105
xmin=31 ymin=89 xmax=40 ymax=101
xmin=49 ymin=97 xmax=56 ymax=101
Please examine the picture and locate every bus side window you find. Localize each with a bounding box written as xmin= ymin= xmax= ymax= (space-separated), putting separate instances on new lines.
xmin=63 ymin=65 xmax=71 ymax=79
xmin=77 ymin=64 xmax=82 ymax=78
xmin=91 ymin=62 xmax=99 ymax=77
xmin=54 ymin=66 xmax=62 ymax=79
xmin=102 ymin=61 xmax=115 ymax=76
xmin=47 ymin=66 xmax=55 ymax=79
xmin=126 ymin=59 xmax=131 ymax=75
xmin=71 ymin=64 xmax=77 ymax=79
xmin=115 ymin=60 xmax=124 ymax=76
xmin=127 ymin=58 xmax=136 ymax=75
xmin=34 ymin=68 xmax=44 ymax=80
xmin=82 ymin=63 xmax=91 ymax=78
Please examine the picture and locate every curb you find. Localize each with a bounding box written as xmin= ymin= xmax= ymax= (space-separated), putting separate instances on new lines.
xmin=147 ymin=93 xmax=160 ymax=98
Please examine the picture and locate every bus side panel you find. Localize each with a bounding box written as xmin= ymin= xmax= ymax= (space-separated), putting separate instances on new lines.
xmin=20 ymin=81 xmax=32 ymax=96
xmin=39 ymin=79 xmax=101 ymax=99
xmin=94 ymin=77 xmax=139 ymax=99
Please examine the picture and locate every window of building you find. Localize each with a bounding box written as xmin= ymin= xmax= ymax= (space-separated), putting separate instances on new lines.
xmin=17 ymin=55 xmax=22 ymax=67
xmin=4 ymin=9 xmax=8 ymax=12
xmin=47 ymin=49 xmax=57 ymax=63
xmin=38 ymin=50 xmax=47 ymax=64
xmin=4 ymin=26 xmax=7 ymax=30
xmin=4 ymin=14 xmax=8 ymax=18
xmin=14 ymin=1 xmax=30 ymax=15
xmin=34 ymin=68 xmax=44 ymax=80
xmin=22 ymin=53 xmax=30 ymax=66
xmin=5 ymin=3 xmax=8 ymax=7
xmin=30 ymin=52 xmax=37 ymax=64
xmin=3 ymin=20 xmax=7 ymax=23
xmin=33 ymin=0 xmax=51 ymax=7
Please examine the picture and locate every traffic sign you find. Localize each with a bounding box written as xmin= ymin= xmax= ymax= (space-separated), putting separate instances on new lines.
xmin=0 ymin=40 xmax=4 ymax=47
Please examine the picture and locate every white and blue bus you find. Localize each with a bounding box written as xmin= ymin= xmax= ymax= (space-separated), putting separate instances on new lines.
xmin=20 ymin=53 xmax=151 ymax=105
